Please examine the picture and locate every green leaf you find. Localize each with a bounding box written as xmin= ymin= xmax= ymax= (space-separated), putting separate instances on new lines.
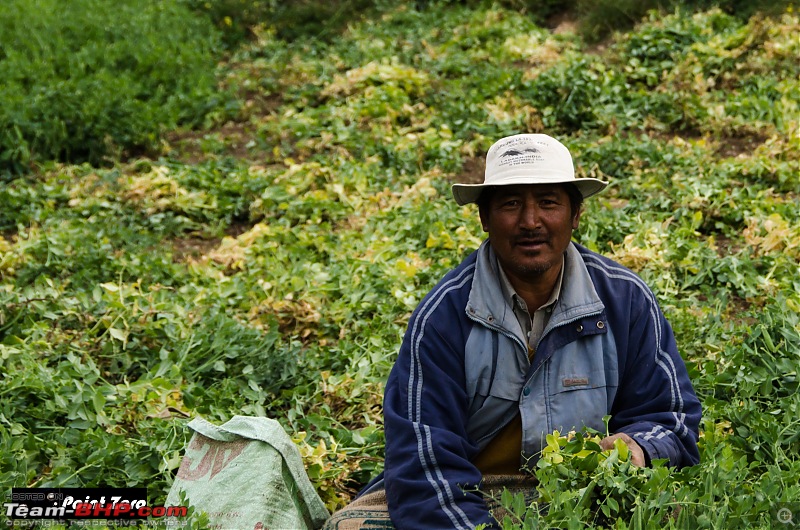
xmin=108 ymin=327 xmax=128 ymax=342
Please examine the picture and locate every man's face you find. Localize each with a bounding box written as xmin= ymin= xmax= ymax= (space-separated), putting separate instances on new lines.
xmin=479 ymin=184 xmax=580 ymax=284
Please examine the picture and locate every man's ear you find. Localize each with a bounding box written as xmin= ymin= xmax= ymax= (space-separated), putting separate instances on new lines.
xmin=478 ymin=206 xmax=489 ymax=233
xmin=572 ymin=208 xmax=582 ymax=230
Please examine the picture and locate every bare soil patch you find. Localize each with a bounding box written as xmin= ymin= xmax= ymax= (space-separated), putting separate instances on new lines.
xmin=163 ymin=93 xmax=283 ymax=165
xmin=454 ymin=156 xmax=485 ymax=185
xmin=713 ymin=234 xmax=745 ymax=257
xmin=169 ymin=220 xmax=252 ymax=263
xmin=164 ymin=122 xmax=265 ymax=165
xmin=714 ymin=132 xmax=769 ymax=159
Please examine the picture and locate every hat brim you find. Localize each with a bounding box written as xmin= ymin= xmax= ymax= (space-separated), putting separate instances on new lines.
xmin=451 ymin=178 xmax=608 ymax=205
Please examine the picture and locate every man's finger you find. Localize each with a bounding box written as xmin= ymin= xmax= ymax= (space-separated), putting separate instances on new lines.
xmin=599 ymin=433 xmax=646 ymax=467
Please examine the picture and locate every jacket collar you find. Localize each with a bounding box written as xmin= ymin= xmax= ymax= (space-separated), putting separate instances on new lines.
xmin=466 ymin=240 xmax=605 ymax=341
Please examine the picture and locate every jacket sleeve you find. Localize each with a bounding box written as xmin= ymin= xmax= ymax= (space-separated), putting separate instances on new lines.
xmin=609 ymin=284 xmax=702 ymax=468
xmin=383 ymin=302 xmax=495 ymax=529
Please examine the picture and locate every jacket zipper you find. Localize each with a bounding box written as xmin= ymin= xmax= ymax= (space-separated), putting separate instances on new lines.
xmin=465 ymin=311 xmax=527 ymax=441
xmin=466 ymin=308 xmax=604 ymax=442
xmin=529 ymin=310 xmax=604 ymax=383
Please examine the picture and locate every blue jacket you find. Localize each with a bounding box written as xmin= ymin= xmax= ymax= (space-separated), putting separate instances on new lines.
xmin=377 ymin=241 xmax=701 ymax=529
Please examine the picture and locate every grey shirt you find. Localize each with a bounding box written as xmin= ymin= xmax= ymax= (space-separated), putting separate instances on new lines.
xmin=496 ymin=254 xmax=565 ymax=357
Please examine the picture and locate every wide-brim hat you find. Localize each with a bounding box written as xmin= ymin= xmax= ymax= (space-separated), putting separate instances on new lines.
xmin=452 ymin=133 xmax=608 ymax=205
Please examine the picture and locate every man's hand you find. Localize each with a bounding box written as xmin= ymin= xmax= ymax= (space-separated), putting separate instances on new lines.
xmin=599 ymin=433 xmax=646 ymax=467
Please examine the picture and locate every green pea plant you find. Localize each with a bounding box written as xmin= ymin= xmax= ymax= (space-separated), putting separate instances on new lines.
xmin=480 ymin=417 xmax=675 ymax=530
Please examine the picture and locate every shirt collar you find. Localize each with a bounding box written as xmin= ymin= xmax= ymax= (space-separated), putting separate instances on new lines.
xmin=495 ymin=253 xmax=565 ymax=313
xmin=468 ymin=241 xmax=606 ymax=333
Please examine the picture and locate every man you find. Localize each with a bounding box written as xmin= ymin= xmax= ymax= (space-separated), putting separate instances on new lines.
xmin=330 ymin=134 xmax=701 ymax=529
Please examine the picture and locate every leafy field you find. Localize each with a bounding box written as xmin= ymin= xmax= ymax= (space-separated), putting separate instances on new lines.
xmin=1 ymin=2 xmax=798 ymax=528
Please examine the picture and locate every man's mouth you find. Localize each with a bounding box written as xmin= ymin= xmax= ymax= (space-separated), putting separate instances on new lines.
xmin=515 ymin=238 xmax=549 ymax=250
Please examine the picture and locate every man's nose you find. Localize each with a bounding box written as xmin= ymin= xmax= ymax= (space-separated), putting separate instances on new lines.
xmin=519 ymin=203 xmax=542 ymax=229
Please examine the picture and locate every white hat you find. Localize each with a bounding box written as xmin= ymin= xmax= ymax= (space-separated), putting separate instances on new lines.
xmin=451 ymin=134 xmax=608 ymax=205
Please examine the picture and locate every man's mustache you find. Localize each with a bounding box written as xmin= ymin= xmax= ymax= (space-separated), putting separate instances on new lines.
xmin=514 ymin=231 xmax=549 ymax=244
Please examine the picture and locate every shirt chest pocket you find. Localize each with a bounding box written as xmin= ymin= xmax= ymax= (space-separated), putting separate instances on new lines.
xmin=545 ymin=336 xmax=619 ymax=434
xmin=467 ymin=332 xmax=527 ymax=406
